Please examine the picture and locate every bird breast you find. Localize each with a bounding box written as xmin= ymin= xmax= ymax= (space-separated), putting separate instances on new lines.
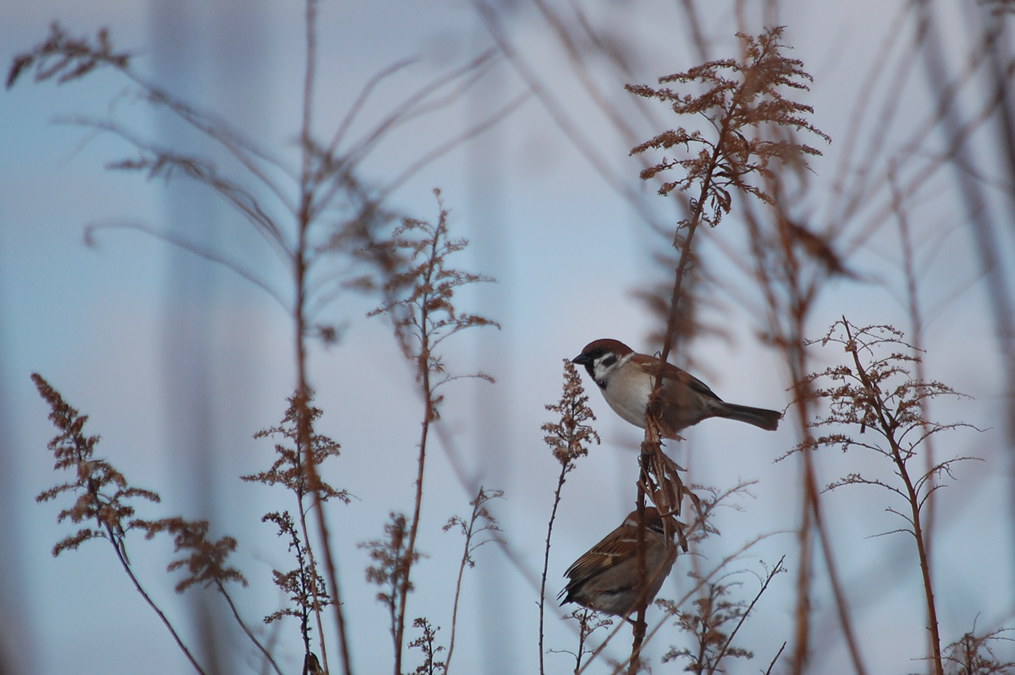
xmin=602 ymin=365 xmax=653 ymax=429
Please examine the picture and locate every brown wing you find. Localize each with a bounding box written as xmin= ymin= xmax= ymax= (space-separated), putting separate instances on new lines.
xmin=562 ymin=528 xmax=635 ymax=589
xmin=563 ymin=513 xmax=668 ymax=589
xmin=659 ymin=361 xmax=722 ymax=401
xmin=633 ymin=357 xmax=723 ymax=401
xmin=656 ymin=360 xmax=782 ymax=431
xmin=636 ymin=360 xmax=725 ymax=435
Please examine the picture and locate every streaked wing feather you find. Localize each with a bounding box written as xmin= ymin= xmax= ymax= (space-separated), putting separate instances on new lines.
xmin=563 ymin=533 xmax=634 ymax=584
xmin=637 ymin=358 xmax=723 ymax=401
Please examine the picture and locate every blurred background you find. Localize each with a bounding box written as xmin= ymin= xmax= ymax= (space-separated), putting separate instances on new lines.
xmin=2 ymin=0 xmax=1014 ymax=673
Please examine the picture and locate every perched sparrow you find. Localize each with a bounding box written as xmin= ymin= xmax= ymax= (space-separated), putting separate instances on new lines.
xmin=304 ymin=653 xmax=324 ymax=675
xmin=572 ymin=338 xmax=782 ymax=439
xmin=559 ymin=507 xmax=676 ymax=617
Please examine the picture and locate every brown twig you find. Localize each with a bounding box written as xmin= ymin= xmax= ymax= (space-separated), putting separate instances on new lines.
xmin=889 ymin=162 xmax=938 ymax=563
xmin=370 ymin=193 xmax=498 ymax=673
xmin=444 ymin=488 xmax=502 ymax=674
xmin=215 ymin=581 xmax=284 ymax=675
xmin=739 ymin=196 xmax=868 ymax=675
xmin=707 ymin=557 xmax=785 ymax=674
xmin=539 ymin=360 xmax=599 ymax=675
xmin=293 ymin=4 xmax=349 ymax=673
xmin=843 ymin=320 xmax=944 ymax=675
xmin=109 ymin=531 xmax=208 ymax=675
xmin=31 ymin=374 xmax=208 ymax=674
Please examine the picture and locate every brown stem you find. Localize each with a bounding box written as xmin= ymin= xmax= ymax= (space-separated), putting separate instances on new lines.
xmin=843 ymin=322 xmax=943 ymax=675
xmin=707 ymin=557 xmax=785 ymax=675
xmin=632 ymin=99 xmax=734 ymax=675
xmin=654 ymin=138 xmax=720 ymax=372
xmin=764 ymin=642 xmax=788 ymax=675
xmin=445 ymin=498 xmax=479 ymax=675
xmin=108 ymin=528 xmax=207 ymax=675
xmin=629 ymin=112 xmax=724 ymax=675
xmin=295 ymin=3 xmax=352 ymax=673
xmin=790 ymin=460 xmax=813 ymax=675
xmin=539 ymin=464 xmax=570 ymax=675
xmin=627 ymin=473 xmax=649 ymax=675
xmin=290 ymin=400 xmax=329 ymax=670
xmin=890 ymin=164 xmax=938 ymax=566
xmin=894 ymin=436 xmax=944 ymax=675
xmin=296 ymin=187 xmax=338 ymax=675
xmin=573 ymin=614 xmax=587 ymax=675
xmin=395 ymin=405 xmax=430 ymax=674
xmin=296 ymin=486 xmax=329 ymax=669
xmin=737 ymin=193 xmax=867 ymax=675
xmin=216 ymin=581 xmax=284 ymax=675
xmin=313 ymin=503 xmax=349 ymax=673
xmin=296 ymin=201 xmax=352 ymax=675
xmin=788 ymin=328 xmax=868 ymax=675
xmin=394 ymin=230 xmax=442 ymax=674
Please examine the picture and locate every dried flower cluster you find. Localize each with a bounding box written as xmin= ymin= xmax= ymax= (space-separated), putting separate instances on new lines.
xmin=659 ymin=583 xmax=754 ymax=672
xmin=6 ymin=23 xmax=129 ymax=88
xmin=31 ymin=374 xmax=259 ymax=675
xmin=244 ymin=392 xmax=348 ymax=504
xmin=367 ymin=192 xmax=498 ymax=674
xmin=370 ymin=189 xmax=499 ymax=405
xmin=31 ymin=373 xmax=160 ymax=559
xmin=628 ymin=27 xmax=829 ymax=229
xmin=263 ymin=511 xmax=330 ymax=654
xmin=542 ymin=360 xmax=601 ymax=470
xmin=360 ymin=513 xmax=422 ymax=637
xmin=538 ymin=360 xmax=601 ymax=675
xmin=793 ymin=318 xmax=978 ymax=674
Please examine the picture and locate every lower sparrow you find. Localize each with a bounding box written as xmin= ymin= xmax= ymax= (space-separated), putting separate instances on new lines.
xmin=559 ymin=507 xmax=677 ymax=617
xmin=572 ymin=338 xmax=782 ymax=439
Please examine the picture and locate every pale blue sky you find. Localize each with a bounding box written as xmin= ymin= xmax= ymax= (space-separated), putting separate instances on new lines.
xmin=2 ymin=1 xmax=1014 ymax=674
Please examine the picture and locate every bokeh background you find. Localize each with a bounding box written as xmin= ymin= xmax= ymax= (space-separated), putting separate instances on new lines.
xmin=2 ymin=0 xmax=1014 ymax=673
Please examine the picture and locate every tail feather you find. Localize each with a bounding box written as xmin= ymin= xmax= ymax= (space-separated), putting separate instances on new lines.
xmin=722 ymin=403 xmax=782 ymax=431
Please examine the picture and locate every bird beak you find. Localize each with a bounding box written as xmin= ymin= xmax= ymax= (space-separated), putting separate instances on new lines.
xmin=572 ymin=354 xmax=591 ymax=365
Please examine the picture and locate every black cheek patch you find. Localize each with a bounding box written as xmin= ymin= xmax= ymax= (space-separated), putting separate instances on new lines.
xmin=600 ymin=355 xmax=617 ymax=368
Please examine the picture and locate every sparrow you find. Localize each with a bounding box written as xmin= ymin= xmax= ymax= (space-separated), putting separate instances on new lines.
xmin=559 ymin=507 xmax=677 ymax=617
xmin=304 ymin=653 xmax=324 ymax=675
xmin=572 ymin=338 xmax=782 ymax=439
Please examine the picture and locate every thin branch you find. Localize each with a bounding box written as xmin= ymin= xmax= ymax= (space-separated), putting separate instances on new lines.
xmin=84 ymin=220 xmax=291 ymax=312
xmin=380 ymin=90 xmax=532 ymax=199
xmin=326 ymin=56 xmax=421 ymax=159
xmin=109 ymin=538 xmax=207 ymax=675
xmin=216 ymin=582 xmax=284 ymax=675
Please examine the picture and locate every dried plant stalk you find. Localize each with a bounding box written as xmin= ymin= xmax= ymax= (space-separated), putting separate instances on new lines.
xmin=539 ymin=360 xmax=600 ymax=675
xmin=794 ymin=318 xmax=977 ymax=675
xmin=370 ymin=190 xmax=498 ymax=674
xmin=31 ymin=374 xmax=207 ymax=674
xmin=443 ymin=487 xmax=503 ymax=674
xmin=625 ymin=27 xmax=828 ymax=672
